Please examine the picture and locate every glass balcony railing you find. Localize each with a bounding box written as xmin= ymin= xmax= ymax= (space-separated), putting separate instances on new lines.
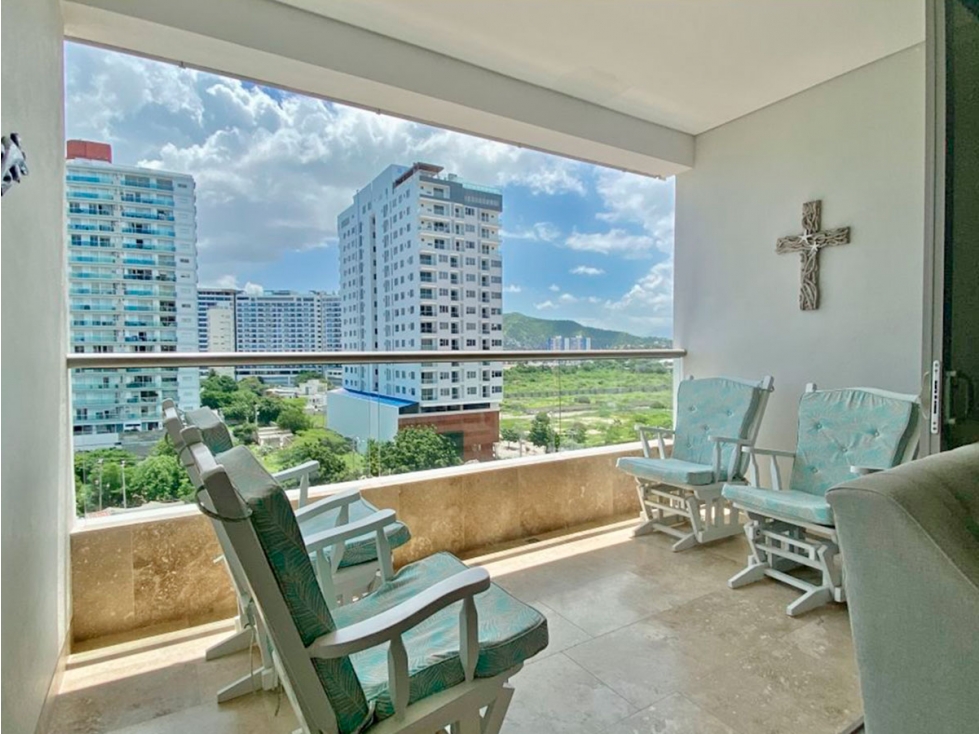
xmin=67 ymin=347 xmax=681 ymax=518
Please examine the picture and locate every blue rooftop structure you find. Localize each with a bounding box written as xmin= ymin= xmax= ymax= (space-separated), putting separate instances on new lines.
xmin=330 ymin=388 xmax=418 ymax=411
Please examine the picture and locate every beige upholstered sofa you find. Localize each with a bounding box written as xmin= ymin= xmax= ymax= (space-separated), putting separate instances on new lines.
xmin=827 ymin=443 xmax=979 ymax=734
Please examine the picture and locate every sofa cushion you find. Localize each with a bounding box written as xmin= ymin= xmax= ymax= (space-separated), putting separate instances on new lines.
xmin=672 ymin=377 xmax=764 ymax=480
xmin=789 ymin=389 xmax=919 ymax=497
xmin=723 ymin=483 xmax=834 ymax=526
xmin=616 ymin=456 xmax=717 ymax=487
xmin=333 ymin=552 xmax=548 ymax=723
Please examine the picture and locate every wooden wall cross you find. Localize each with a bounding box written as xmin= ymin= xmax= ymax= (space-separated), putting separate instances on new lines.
xmin=776 ymin=200 xmax=851 ymax=311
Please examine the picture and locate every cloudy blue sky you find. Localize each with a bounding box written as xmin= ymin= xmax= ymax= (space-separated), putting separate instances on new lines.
xmin=64 ymin=42 xmax=674 ymax=337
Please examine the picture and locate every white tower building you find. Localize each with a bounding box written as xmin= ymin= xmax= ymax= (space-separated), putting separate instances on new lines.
xmin=335 ymin=163 xmax=503 ymax=460
xmin=66 ymin=140 xmax=199 ymax=449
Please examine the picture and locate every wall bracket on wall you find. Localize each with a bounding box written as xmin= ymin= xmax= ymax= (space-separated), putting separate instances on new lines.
xmin=776 ymin=200 xmax=851 ymax=310
xmin=2 ymin=133 xmax=29 ymax=197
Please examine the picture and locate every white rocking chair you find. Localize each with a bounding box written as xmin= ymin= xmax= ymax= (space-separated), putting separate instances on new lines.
xmin=162 ymin=401 xmax=410 ymax=704
xmin=722 ymin=384 xmax=921 ymax=616
xmin=185 ymin=429 xmax=549 ymax=734
xmin=616 ymin=375 xmax=774 ymax=551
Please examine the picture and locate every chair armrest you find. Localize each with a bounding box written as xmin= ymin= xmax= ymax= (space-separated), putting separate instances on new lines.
xmin=307 ymin=568 xmax=490 ymax=659
xmin=710 ymin=436 xmax=754 ymax=480
xmin=637 ymin=426 xmax=674 ymax=459
xmin=272 ymin=460 xmax=319 ymax=484
xmin=304 ymin=509 xmax=398 ymax=555
xmin=744 ymin=446 xmax=797 ymax=459
xmin=849 ymin=465 xmax=886 ymax=476
xmin=740 ymin=446 xmax=797 ymax=491
xmin=295 ymin=487 xmax=363 ymax=522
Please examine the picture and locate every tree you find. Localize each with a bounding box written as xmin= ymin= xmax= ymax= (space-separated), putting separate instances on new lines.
xmin=278 ymin=434 xmax=347 ymax=482
xmin=500 ymin=426 xmax=521 ymax=445
xmin=295 ymin=370 xmax=324 ymax=384
xmin=527 ymin=412 xmax=554 ymax=448
xmin=255 ymin=395 xmax=284 ymax=426
xmin=233 ymin=422 xmax=258 ymax=445
xmin=200 ymin=372 xmax=238 ymax=409
xmin=237 ymin=376 xmax=267 ymax=396
xmin=74 ymin=448 xmax=140 ymax=512
xmin=368 ymin=427 xmax=461 ymax=475
xmin=276 ymin=404 xmax=312 ymax=434
xmin=566 ymin=422 xmax=587 ymax=445
xmin=128 ymin=455 xmax=195 ymax=504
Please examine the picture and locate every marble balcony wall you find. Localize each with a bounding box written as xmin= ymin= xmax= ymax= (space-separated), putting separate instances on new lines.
xmin=70 ymin=443 xmax=644 ymax=643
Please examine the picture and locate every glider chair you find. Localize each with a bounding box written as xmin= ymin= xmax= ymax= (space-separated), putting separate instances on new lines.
xmin=162 ymin=402 xmax=410 ymax=704
xmin=722 ymin=385 xmax=921 ymax=616
xmin=616 ymin=375 xmax=774 ymax=551
xmin=167 ymin=400 xmax=412 ymax=607
xmin=186 ymin=429 xmax=549 ymax=734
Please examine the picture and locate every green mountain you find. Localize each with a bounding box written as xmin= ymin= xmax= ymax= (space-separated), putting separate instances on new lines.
xmin=502 ymin=312 xmax=672 ymax=350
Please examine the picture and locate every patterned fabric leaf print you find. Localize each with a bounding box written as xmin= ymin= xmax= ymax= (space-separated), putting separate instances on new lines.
xmin=217 ymin=447 xmax=371 ymax=734
xmin=789 ymin=389 xmax=919 ymax=497
xmin=672 ymin=378 xmax=764 ymax=479
xmin=184 ymin=407 xmax=235 ymax=454
xmin=334 ymin=553 xmax=548 ymax=722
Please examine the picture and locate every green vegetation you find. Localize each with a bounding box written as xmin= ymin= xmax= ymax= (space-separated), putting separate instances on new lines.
xmin=500 ymin=360 xmax=673 ymax=449
xmin=365 ymin=427 xmax=462 ymax=476
xmin=503 ymin=312 xmax=672 ymax=350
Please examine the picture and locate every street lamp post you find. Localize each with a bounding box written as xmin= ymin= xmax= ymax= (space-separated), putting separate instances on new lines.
xmin=97 ymin=458 xmax=104 ymax=511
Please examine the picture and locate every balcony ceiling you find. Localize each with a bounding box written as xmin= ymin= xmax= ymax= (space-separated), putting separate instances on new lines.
xmin=277 ymin=0 xmax=924 ymax=134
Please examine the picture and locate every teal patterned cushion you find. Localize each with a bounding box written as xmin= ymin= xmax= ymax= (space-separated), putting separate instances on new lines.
xmin=672 ymin=378 xmax=764 ymax=480
xmin=184 ymin=407 xmax=235 ymax=454
xmin=616 ymin=456 xmax=716 ymax=486
xmin=333 ymin=552 xmax=548 ymax=722
xmin=300 ymin=500 xmax=412 ymax=568
xmin=217 ymin=447 xmax=372 ymax=734
xmin=789 ymin=389 xmax=919 ymax=497
xmin=723 ymin=483 xmax=834 ymax=526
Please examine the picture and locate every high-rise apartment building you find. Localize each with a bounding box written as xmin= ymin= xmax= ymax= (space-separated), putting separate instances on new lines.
xmin=67 ymin=140 xmax=200 ymax=449
xmin=548 ymin=335 xmax=593 ymax=351
xmin=333 ymin=163 xmax=503 ymax=459
xmin=197 ymin=288 xmax=341 ymax=385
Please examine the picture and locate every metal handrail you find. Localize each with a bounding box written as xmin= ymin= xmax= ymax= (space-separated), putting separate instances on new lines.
xmin=66 ymin=348 xmax=683 ymax=369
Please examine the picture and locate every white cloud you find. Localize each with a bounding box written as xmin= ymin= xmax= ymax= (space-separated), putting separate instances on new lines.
xmin=503 ymin=284 xmax=523 ymax=293
xmin=558 ymin=293 xmax=578 ymax=303
xmin=548 ymin=284 xmax=561 ymax=292
xmin=203 ymin=274 xmax=240 ymax=289
xmin=571 ymin=265 xmax=605 ymax=276
xmin=534 ymin=300 xmax=558 ymax=310
xmin=587 ymin=296 xmax=602 ymax=304
xmin=501 ymin=221 xmax=561 ymax=242
xmin=564 ymin=229 xmax=660 ymax=258
xmin=65 ymin=44 xmax=588 ymax=284
xmin=243 ymin=281 xmax=265 ymax=295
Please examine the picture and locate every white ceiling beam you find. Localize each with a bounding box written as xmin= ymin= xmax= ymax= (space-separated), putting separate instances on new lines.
xmin=62 ymin=0 xmax=693 ymax=177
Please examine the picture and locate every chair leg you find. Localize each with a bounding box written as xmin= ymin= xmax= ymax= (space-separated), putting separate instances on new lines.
xmin=728 ymin=560 xmax=768 ymax=589
xmin=671 ymin=533 xmax=699 ymax=552
xmin=839 ymin=716 xmax=864 ymax=734
xmin=479 ymin=684 xmax=515 ymax=734
xmin=205 ymin=625 xmax=252 ymax=661
xmin=215 ymin=669 xmax=264 ymax=703
xmin=786 ymin=586 xmax=834 ymax=616
xmin=450 ymin=710 xmax=482 ymax=734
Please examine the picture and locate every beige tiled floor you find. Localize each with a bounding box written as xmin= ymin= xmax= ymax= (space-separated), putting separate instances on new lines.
xmin=49 ymin=520 xmax=861 ymax=734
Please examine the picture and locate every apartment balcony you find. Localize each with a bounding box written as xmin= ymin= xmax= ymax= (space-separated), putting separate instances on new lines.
xmin=57 ymin=444 xmax=860 ymax=734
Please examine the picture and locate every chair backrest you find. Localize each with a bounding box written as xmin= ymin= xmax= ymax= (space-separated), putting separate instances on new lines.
xmin=672 ymin=375 xmax=773 ymax=477
xmin=826 ymin=444 xmax=979 ymax=733
xmin=189 ymin=436 xmax=371 ymax=734
xmin=183 ymin=406 xmax=235 ymax=454
xmin=789 ymin=386 xmax=921 ymax=497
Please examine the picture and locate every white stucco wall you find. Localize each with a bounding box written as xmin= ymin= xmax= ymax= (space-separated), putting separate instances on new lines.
xmin=675 ymin=46 xmax=926 ymax=449
xmin=326 ymin=391 xmax=400 ymax=452
xmin=1 ymin=0 xmax=71 ymax=730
